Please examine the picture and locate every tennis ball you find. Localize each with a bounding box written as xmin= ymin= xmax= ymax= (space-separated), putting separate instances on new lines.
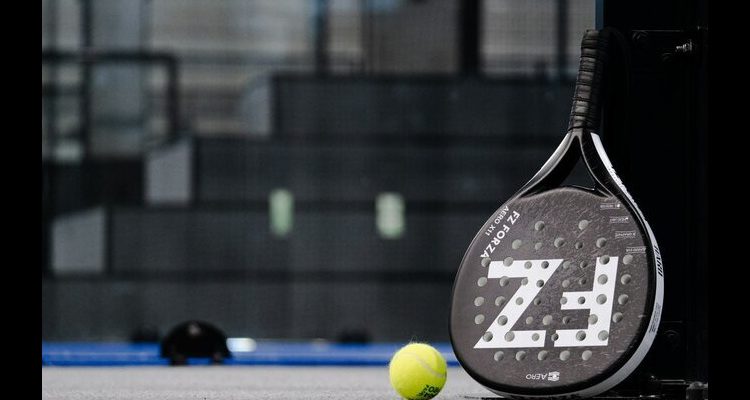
xmin=389 ymin=343 xmax=447 ymax=400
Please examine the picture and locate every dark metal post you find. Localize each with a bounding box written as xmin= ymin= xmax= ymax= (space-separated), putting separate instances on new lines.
xmin=556 ymin=0 xmax=569 ymax=80
xmin=458 ymin=0 xmax=481 ymax=75
xmin=165 ymin=58 xmax=180 ymax=142
xmin=44 ymin=0 xmax=59 ymax=155
xmin=80 ymin=0 xmax=93 ymax=157
xmin=360 ymin=0 xmax=370 ymax=74
xmin=314 ymin=0 xmax=330 ymax=74
xmin=43 ymin=0 xmax=60 ymax=276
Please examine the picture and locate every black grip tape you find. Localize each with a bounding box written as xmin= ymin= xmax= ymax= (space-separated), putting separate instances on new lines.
xmin=568 ymin=29 xmax=610 ymax=133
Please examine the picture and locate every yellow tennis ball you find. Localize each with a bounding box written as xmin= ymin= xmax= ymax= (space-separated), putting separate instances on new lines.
xmin=389 ymin=343 xmax=447 ymax=400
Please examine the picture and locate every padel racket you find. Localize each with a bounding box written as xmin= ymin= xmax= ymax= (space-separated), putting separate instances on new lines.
xmin=449 ymin=29 xmax=663 ymax=398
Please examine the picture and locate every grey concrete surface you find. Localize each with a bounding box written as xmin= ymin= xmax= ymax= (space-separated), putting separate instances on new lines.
xmin=42 ymin=366 xmax=496 ymax=399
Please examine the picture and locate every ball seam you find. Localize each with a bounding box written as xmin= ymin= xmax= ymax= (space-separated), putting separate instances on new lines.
xmin=397 ymin=352 xmax=447 ymax=380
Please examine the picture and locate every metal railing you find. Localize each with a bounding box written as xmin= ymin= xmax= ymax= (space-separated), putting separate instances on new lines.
xmin=42 ymin=50 xmax=181 ymax=158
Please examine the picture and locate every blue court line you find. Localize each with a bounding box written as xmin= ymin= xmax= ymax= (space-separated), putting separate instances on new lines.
xmin=42 ymin=342 xmax=460 ymax=367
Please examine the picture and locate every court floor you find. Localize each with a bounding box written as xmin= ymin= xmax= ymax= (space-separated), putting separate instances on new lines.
xmin=42 ymin=366 xmax=493 ymax=399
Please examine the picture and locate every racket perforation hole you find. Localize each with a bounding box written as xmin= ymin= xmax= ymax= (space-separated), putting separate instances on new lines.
xmin=576 ymin=331 xmax=586 ymax=341
xmin=575 ymin=242 xmax=583 ymax=249
xmin=521 ymin=278 xmax=528 ymax=286
xmin=562 ymin=316 xmax=572 ymax=324
xmin=535 ymin=221 xmax=545 ymax=231
xmin=560 ymin=297 xmax=568 ymax=305
xmin=524 ymin=261 xmax=532 ymax=269
xmin=579 ymin=278 xmax=588 ymax=286
xmin=580 ymin=261 xmax=589 ymax=269
xmin=482 ymin=332 xmax=493 ymax=342
xmin=515 ymin=297 xmax=524 ymax=305
xmin=618 ymin=294 xmax=630 ymax=305
xmin=512 ymin=240 xmax=523 ymax=250
xmin=474 ymin=297 xmax=485 ymax=307
xmin=525 ymin=316 xmax=534 ymax=325
xmin=497 ymin=315 xmax=508 ymax=326
xmin=493 ymin=351 xmax=504 ymax=361
xmin=533 ymin=298 xmax=542 ymax=306
xmin=577 ymin=296 xmax=586 ymax=304
xmin=534 ymin=242 xmax=543 ymax=250
xmin=562 ymin=279 xmax=570 ymax=288
xmin=481 ymin=257 xmax=491 ymax=267
xmin=495 ymin=296 xmax=507 ymax=307
xmin=515 ymin=351 xmax=527 ymax=361
xmin=598 ymin=330 xmax=609 ymax=340
xmin=538 ymin=350 xmax=549 ymax=361
xmin=474 ymin=315 xmax=485 ymax=325
xmin=613 ymin=312 xmax=623 ymax=323
xmin=596 ymin=238 xmax=607 ymax=248
xmin=578 ymin=220 xmax=590 ymax=230
xmin=582 ymin=350 xmax=593 ymax=361
xmin=504 ymin=332 xmax=515 ymax=342
xmin=597 ymin=274 xmax=608 ymax=285
xmin=541 ymin=261 xmax=550 ymax=269
xmin=560 ymin=350 xmax=570 ymax=361
xmin=600 ymin=255 xmax=611 ymax=264
xmin=589 ymin=314 xmax=598 ymax=325
xmin=551 ymin=333 xmax=559 ymax=342
xmin=621 ymin=274 xmax=632 ymax=285
xmin=531 ymin=333 xmax=540 ymax=341
xmin=477 ymin=277 xmax=488 ymax=287
xmin=554 ymin=237 xmax=566 ymax=248
xmin=563 ymin=261 xmax=572 ymax=270
xmin=542 ymin=315 xmax=553 ymax=325
xmin=623 ymin=254 xmax=634 ymax=265
xmin=536 ymin=280 xmax=544 ymax=288
xmin=596 ymin=294 xmax=607 ymax=304
xmin=499 ymin=277 xmax=509 ymax=287
xmin=503 ymin=257 xmax=514 ymax=266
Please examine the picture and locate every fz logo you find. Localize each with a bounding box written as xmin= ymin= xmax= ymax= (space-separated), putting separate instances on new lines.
xmin=474 ymin=257 xmax=619 ymax=349
xmin=548 ymin=371 xmax=560 ymax=382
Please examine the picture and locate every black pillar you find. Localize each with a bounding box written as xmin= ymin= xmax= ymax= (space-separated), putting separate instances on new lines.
xmin=555 ymin=0 xmax=568 ymax=79
xmin=314 ymin=0 xmax=330 ymax=74
xmin=458 ymin=0 xmax=480 ymax=75
xmin=79 ymin=0 xmax=93 ymax=157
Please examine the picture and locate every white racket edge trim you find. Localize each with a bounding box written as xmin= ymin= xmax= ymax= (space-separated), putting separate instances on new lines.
xmin=572 ymin=133 xmax=664 ymax=398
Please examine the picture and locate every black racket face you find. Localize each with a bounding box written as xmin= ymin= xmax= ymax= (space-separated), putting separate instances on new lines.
xmin=449 ymin=135 xmax=662 ymax=398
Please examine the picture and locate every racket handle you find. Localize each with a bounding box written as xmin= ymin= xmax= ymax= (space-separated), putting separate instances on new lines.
xmin=568 ymin=29 xmax=610 ymax=133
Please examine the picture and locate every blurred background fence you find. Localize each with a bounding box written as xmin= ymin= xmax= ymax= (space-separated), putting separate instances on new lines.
xmin=42 ymin=0 xmax=595 ymax=342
